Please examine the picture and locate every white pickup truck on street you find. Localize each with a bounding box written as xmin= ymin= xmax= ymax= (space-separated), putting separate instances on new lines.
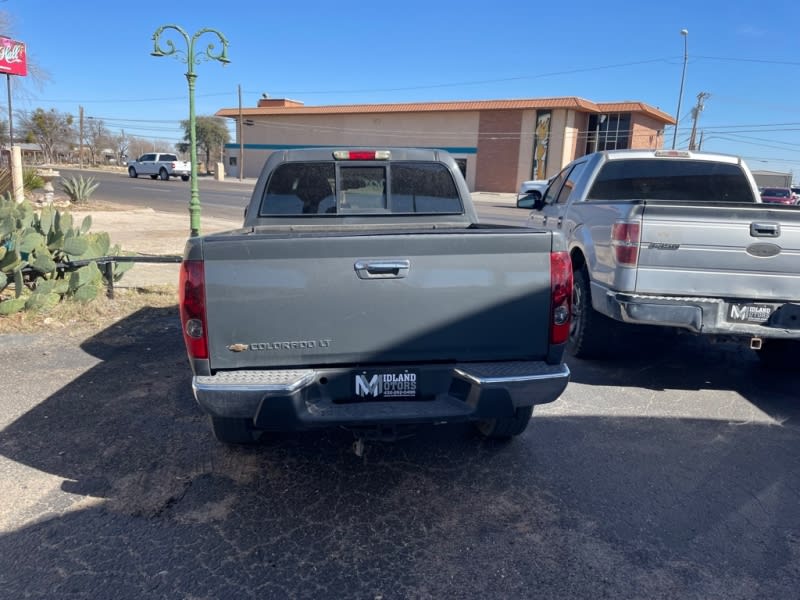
xmin=127 ymin=152 xmax=191 ymax=181
xmin=518 ymin=149 xmax=800 ymax=368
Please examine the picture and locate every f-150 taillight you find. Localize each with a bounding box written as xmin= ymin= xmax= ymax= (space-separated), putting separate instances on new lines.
xmin=179 ymin=260 xmax=208 ymax=359
xmin=550 ymin=251 xmax=573 ymax=345
xmin=611 ymin=221 xmax=641 ymax=267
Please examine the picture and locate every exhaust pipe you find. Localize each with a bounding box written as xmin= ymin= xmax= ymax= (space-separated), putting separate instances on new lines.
xmin=750 ymin=337 xmax=763 ymax=350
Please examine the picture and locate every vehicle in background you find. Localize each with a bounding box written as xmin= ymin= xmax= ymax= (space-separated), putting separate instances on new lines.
xmin=760 ymin=187 xmax=796 ymax=205
xmin=791 ymin=186 xmax=800 ymax=204
xmin=127 ymin=153 xmax=191 ymax=181
xmin=180 ymin=148 xmax=572 ymax=445
xmin=517 ymin=178 xmax=551 ymax=202
xmin=518 ymin=149 xmax=800 ymax=369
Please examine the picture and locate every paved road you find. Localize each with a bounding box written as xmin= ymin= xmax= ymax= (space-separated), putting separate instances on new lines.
xmin=61 ymin=168 xmax=527 ymax=226
xmin=62 ymin=168 xmax=254 ymax=221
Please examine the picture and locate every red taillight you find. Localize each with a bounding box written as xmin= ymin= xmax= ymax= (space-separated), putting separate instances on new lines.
xmin=550 ymin=251 xmax=573 ymax=345
xmin=179 ymin=260 xmax=208 ymax=359
xmin=332 ymin=150 xmax=391 ymax=160
xmin=611 ymin=221 xmax=641 ymax=267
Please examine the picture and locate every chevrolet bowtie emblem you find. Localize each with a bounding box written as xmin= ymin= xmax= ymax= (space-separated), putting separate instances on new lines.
xmin=227 ymin=343 xmax=249 ymax=352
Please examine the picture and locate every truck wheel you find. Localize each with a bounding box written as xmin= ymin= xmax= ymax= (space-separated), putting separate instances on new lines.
xmin=209 ymin=416 xmax=261 ymax=444
xmin=475 ymin=406 xmax=533 ymax=439
xmin=569 ymin=266 xmax=617 ymax=358
xmin=181 ymin=175 xmax=189 ymax=182
xmin=159 ymin=168 xmax=169 ymax=181
xmin=756 ymin=339 xmax=796 ymax=370
xmin=128 ymin=167 xmax=137 ymax=178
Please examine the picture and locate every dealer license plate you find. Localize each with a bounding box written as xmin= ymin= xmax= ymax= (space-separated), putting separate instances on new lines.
xmin=726 ymin=303 xmax=776 ymax=324
xmin=353 ymin=369 xmax=419 ymax=400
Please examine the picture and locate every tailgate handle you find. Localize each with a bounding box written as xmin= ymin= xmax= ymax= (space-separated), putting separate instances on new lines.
xmin=750 ymin=222 xmax=780 ymax=238
xmin=355 ymin=259 xmax=410 ymax=279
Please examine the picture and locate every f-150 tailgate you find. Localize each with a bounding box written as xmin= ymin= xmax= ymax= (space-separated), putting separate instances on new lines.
xmin=635 ymin=203 xmax=800 ymax=299
xmin=201 ymin=228 xmax=554 ymax=370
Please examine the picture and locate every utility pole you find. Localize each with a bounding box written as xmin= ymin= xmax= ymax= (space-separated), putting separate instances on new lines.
xmin=688 ymin=92 xmax=710 ymax=151
xmin=79 ymin=105 xmax=84 ymax=169
xmin=698 ymin=130 xmax=704 ymax=151
xmin=238 ymin=83 xmax=244 ymax=181
xmin=672 ymin=29 xmax=689 ymax=149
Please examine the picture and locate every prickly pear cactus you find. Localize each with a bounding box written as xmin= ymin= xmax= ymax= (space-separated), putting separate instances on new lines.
xmin=0 ymin=195 xmax=135 ymax=315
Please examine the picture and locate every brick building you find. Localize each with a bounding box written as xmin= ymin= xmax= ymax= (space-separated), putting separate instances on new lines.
xmin=216 ymin=96 xmax=674 ymax=192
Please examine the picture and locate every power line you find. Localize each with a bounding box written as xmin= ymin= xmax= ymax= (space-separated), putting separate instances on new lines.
xmin=21 ymin=54 xmax=800 ymax=108
xmin=29 ymin=57 xmax=675 ymax=105
xmin=694 ymin=55 xmax=800 ymax=67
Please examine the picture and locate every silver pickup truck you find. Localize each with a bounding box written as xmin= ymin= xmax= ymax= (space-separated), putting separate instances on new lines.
xmin=179 ymin=148 xmax=572 ymax=444
xmin=518 ymin=149 xmax=800 ymax=367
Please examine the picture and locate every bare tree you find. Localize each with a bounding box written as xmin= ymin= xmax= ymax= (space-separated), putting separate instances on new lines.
xmin=19 ymin=108 xmax=75 ymax=164
xmin=84 ymin=117 xmax=110 ymax=165
xmin=115 ymin=129 xmax=129 ymax=164
xmin=127 ymin=136 xmax=155 ymax=160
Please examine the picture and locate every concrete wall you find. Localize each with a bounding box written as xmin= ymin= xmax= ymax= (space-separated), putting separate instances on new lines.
xmin=515 ymin=110 xmax=538 ymax=187
xmin=224 ymin=106 xmax=671 ymax=193
xmin=751 ymin=171 xmax=792 ymax=188
xmin=548 ymin=109 xmax=569 ymax=180
xmin=228 ymin=112 xmax=479 ymax=189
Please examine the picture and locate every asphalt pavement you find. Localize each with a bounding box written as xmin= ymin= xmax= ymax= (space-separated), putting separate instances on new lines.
xmin=0 ymin=303 xmax=798 ymax=598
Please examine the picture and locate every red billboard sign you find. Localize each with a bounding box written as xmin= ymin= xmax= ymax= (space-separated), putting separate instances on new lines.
xmin=0 ymin=37 xmax=27 ymax=76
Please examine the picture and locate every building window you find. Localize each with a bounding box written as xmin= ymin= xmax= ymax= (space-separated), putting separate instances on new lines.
xmin=586 ymin=113 xmax=631 ymax=154
xmin=454 ymin=158 xmax=467 ymax=178
xmin=229 ymin=156 xmax=237 ymax=166
xmin=532 ymin=111 xmax=551 ymax=179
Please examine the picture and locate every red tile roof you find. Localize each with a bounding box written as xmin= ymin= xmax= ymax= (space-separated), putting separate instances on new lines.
xmin=216 ymin=97 xmax=675 ymax=124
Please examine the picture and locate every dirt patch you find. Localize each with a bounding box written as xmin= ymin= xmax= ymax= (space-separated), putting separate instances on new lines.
xmin=70 ymin=204 xmax=240 ymax=259
xmin=67 ymin=205 xmax=240 ymax=290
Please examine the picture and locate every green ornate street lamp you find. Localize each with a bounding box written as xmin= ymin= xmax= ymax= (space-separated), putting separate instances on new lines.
xmin=151 ymin=25 xmax=230 ymax=237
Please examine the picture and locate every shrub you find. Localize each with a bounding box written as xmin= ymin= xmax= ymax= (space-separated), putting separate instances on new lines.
xmin=23 ymin=168 xmax=44 ymax=191
xmin=60 ymin=175 xmax=99 ymax=204
xmin=0 ymin=195 xmax=133 ymax=314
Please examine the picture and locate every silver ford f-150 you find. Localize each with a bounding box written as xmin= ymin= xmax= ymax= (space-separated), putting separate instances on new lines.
xmin=518 ymin=149 xmax=800 ymax=367
xmin=179 ymin=148 xmax=572 ymax=444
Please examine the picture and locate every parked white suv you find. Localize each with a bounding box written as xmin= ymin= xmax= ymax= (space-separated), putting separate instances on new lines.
xmin=127 ymin=153 xmax=191 ymax=181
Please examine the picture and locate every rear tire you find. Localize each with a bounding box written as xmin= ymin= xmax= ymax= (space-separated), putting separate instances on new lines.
xmin=209 ymin=416 xmax=261 ymax=445
xmin=569 ymin=266 xmax=619 ymax=358
xmin=181 ymin=174 xmax=189 ymax=182
xmin=475 ymin=406 xmax=533 ymax=439
xmin=128 ymin=167 xmax=137 ymax=178
xmin=159 ymin=168 xmax=170 ymax=181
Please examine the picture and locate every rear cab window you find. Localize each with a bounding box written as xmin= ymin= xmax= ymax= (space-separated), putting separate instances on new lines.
xmin=259 ymin=161 xmax=463 ymax=216
xmin=587 ymin=159 xmax=757 ymax=202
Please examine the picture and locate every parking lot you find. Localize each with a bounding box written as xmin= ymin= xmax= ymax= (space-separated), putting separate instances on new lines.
xmin=1 ymin=304 xmax=797 ymax=599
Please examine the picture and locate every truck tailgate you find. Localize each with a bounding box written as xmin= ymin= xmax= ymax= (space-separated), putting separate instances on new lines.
xmin=202 ymin=229 xmax=553 ymax=370
xmin=636 ymin=203 xmax=800 ymax=299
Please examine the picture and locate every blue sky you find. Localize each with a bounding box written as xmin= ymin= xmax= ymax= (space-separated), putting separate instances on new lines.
xmin=5 ymin=0 xmax=800 ymax=178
